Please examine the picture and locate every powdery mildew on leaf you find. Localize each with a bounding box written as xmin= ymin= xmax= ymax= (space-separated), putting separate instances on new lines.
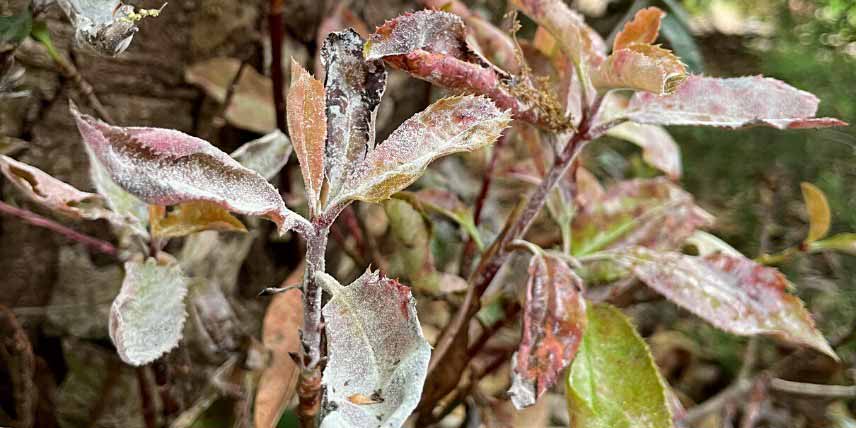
xmin=287 ymin=60 xmax=327 ymax=216
xmin=509 ymin=253 xmax=586 ymax=409
xmin=591 ymin=44 xmax=687 ymax=95
xmin=55 ymin=0 xmax=138 ymax=56
xmin=572 ymin=178 xmax=713 ymax=256
xmin=365 ymin=10 xmax=469 ymax=61
xmin=616 ymin=247 xmax=837 ymax=359
xmin=317 ymin=271 xmax=431 ymax=428
xmin=230 ymin=130 xmax=292 ymax=180
xmin=625 ymin=75 xmax=848 ymax=129
xmin=85 ymin=145 xmax=149 ymax=238
xmin=607 ymin=122 xmax=682 ymax=179
xmin=334 ymin=96 xmax=511 ymax=204
xmin=567 ymin=304 xmax=673 ymax=428
xmin=109 ymin=258 xmax=188 ymax=366
xmin=511 ymin=0 xmax=607 ymax=67
xmin=0 ymin=154 xmax=122 ymax=225
xmin=71 ymin=103 xmax=306 ymax=234
xmin=321 ymin=30 xmax=387 ymax=199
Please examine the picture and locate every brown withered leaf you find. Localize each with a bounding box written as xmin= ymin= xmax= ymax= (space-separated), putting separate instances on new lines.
xmin=321 ymin=30 xmax=387 ymax=199
xmin=185 ymin=57 xmax=277 ymax=133
xmin=314 ymin=2 xmax=370 ymax=76
xmin=255 ymin=266 xmax=303 ymax=428
xmin=333 ymin=96 xmax=511 ymax=204
xmin=625 ymin=75 xmax=848 ymax=129
xmin=616 ymin=247 xmax=837 ymax=359
xmin=287 ymin=60 xmax=327 ymax=216
xmin=0 ymin=154 xmax=122 ymax=225
xmin=801 ymin=182 xmax=831 ymax=243
xmin=149 ymin=201 xmax=247 ymax=239
xmin=613 ymin=7 xmax=665 ymax=51
xmin=572 ymin=178 xmax=713 ymax=255
xmin=592 ymin=44 xmax=687 ymax=95
xmin=71 ymin=102 xmax=308 ymax=235
xmin=509 ymin=252 xmax=586 ymax=409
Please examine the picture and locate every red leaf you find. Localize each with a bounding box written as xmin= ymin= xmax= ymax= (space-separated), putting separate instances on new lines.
xmin=509 ymin=253 xmax=586 ymax=408
xmin=287 ymin=60 xmax=327 ymax=216
xmin=625 ymin=75 xmax=848 ymax=129
xmin=618 ymin=247 xmax=837 ymax=359
xmin=71 ymin=103 xmax=307 ymax=234
xmin=613 ymin=7 xmax=665 ymax=51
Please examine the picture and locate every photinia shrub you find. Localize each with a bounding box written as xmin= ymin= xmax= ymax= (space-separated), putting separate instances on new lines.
xmin=0 ymin=1 xmax=851 ymax=428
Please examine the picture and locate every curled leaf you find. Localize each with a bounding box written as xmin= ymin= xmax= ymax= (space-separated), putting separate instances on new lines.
xmin=510 ymin=253 xmax=586 ymax=409
xmin=55 ymin=0 xmax=139 ymax=56
xmin=592 ymin=44 xmax=687 ymax=95
xmin=71 ymin=102 xmax=307 ymax=234
xmin=230 ymin=131 xmax=292 ymax=180
xmin=109 ymin=258 xmax=188 ymax=366
xmin=613 ymin=7 xmax=665 ymax=51
xmin=615 ymin=247 xmax=837 ymax=359
xmin=365 ymin=10 xmax=470 ymax=62
xmin=322 ymin=29 xmax=387 ymax=198
xmin=625 ymin=75 xmax=848 ymax=129
xmin=334 ymin=96 xmax=511 ymax=204
xmin=287 ymin=60 xmax=327 ymax=216
xmin=149 ymin=201 xmax=247 ymax=239
xmin=607 ymin=122 xmax=682 ymax=179
xmin=800 ymin=182 xmax=831 ymax=243
xmin=317 ymin=270 xmax=431 ymax=428
xmin=0 ymin=154 xmax=121 ymax=224
xmin=567 ymin=304 xmax=672 ymax=428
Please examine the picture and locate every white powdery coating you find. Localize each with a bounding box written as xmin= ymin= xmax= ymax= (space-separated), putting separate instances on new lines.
xmin=109 ymin=258 xmax=188 ymax=366
xmin=85 ymin=145 xmax=150 ymax=238
xmin=626 ymin=75 xmax=844 ymax=129
xmin=365 ymin=10 xmax=467 ymax=60
xmin=322 ymin=29 xmax=387 ymax=199
xmin=618 ymin=247 xmax=836 ymax=359
xmin=230 ymin=130 xmax=293 ymax=180
xmin=56 ymin=0 xmax=138 ymax=56
xmin=72 ymin=105 xmax=304 ymax=233
xmin=335 ymin=95 xmax=511 ymax=204
xmin=318 ymin=271 xmax=431 ymax=428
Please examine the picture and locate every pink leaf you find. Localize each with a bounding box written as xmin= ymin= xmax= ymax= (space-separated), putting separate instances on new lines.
xmin=617 ymin=247 xmax=837 ymax=359
xmin=625 ymin=75 xmax=848 ymax=129
xmin=509 ymin=253 xmax=586 ymax=409
xmin=591 ymin=44 xmax=687 ymax=95
xmin=321 ymin=30 xmax=387 ymax=199
xmin=71 ymin=103 xmax=307 ymax=234
xmin=365 ymin=10 xmax=471 ymax=62
xmin=287 ymin=60 xmax=327 ymax=216
xmin=607 ymin=122 xmax=682 ymax=179
xmin=510 ymin=0 xmax=606 ymax=67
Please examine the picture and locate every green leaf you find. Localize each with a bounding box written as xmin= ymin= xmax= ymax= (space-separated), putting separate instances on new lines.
xmin=801 ymin=182 xmax=831 ymax=243
xmin=109 ymin=258 xmax=189 ymax=366
xmin=567 ymin=303 xmax=672 ymax=428
xmin=0 ymin=8 xmax=32 ymax=45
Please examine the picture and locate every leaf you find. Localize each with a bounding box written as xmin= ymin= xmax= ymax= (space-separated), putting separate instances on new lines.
xmin=801 ymin=182 xmax=831 ymax=243
xmin=684 ymin=230 xmax=742 ymax=257
xmin=364 ymin=10 xmax=470 ymax=62
xmin=607 ymin=122 xmax=682 ymax=179
xmin=615 ymin=247 xmax=837 ymax=359
xmin=149 ymin=201 xmax=246 ymax=239
xmin=85 ymin=145 xmax=150 ymax=238
xmin=71 ymin=102 xmax=307 ymax=235
xmin=382 ymin=198 xmax=467 ymax=295
xmin=624 ymin=75 xmax=848 ymax=129
xmin=287 ymin=60 xmax=327 ymax=216
xmin=185 ymin=57 xmax=277 ymax=133
xmin=509 ymin=253 xmax=586 ymax=409
xmin=109 ymin=258 xmax=189 ymax=366
xmin=0 ymin=154 xmax=122 ymax=224
xmin=230 ymin=130 xmax=292 ymax=180
xmin=255 ymin=268 xmax=303 ymax=428
xmin=567 ymin=304 xmax=672 ymax=428
xmin=572 ymin=178 xmax=713 ymax=256
xmin=809 ymin=233 xmax=856 ymax=256
xmin=54 ymin=0 xmax=139 ymax=56
xmin=334 ymin=96 xmax=511 ymax=204
xmin=317 ymin=270 xmax=431 ymax=428
xmin=0 ymin=7 xmax=32 ymax=44
xmin=592 ymin=44 xmax=687 ymax=95
xmin=511 ymin=0 xmax=607 ymax=68
xmin=613 ymin=7 xmax=664 ymax=51
xmin=321 ymin=29 xmax=387 ymax=199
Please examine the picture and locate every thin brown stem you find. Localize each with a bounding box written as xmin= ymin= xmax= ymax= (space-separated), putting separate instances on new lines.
xmin=269 ymin=0 xmax=287 ymax=133
xmin=297 ymin=223 xmax=329 ymax=428
xmin=0 ymin=200 xmax=119 ymax=259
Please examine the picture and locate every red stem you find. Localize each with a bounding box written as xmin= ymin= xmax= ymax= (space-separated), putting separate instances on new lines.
xmin=0 ymin=200 xmax=119 ymax=259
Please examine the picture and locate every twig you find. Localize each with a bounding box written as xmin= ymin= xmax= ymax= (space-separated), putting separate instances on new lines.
xmin=214 ymin=59 xmax=249 ymax=128
xmin=0 ymin=305 xmax=36 ymax=428
xmin=739 ymin=377 xmax=768 ymax=428
xmin=0 ymin=200 xmax=119 ymax=259
xmin=297 ymin=224 xmax=330 ymax=428
xmin=136 ymin=366 xmax=157 ymax=428
xmin=269 ymin=0 xmax=287 ymax=132
xmin=769 ymin=378 xmax=856 ymax=399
